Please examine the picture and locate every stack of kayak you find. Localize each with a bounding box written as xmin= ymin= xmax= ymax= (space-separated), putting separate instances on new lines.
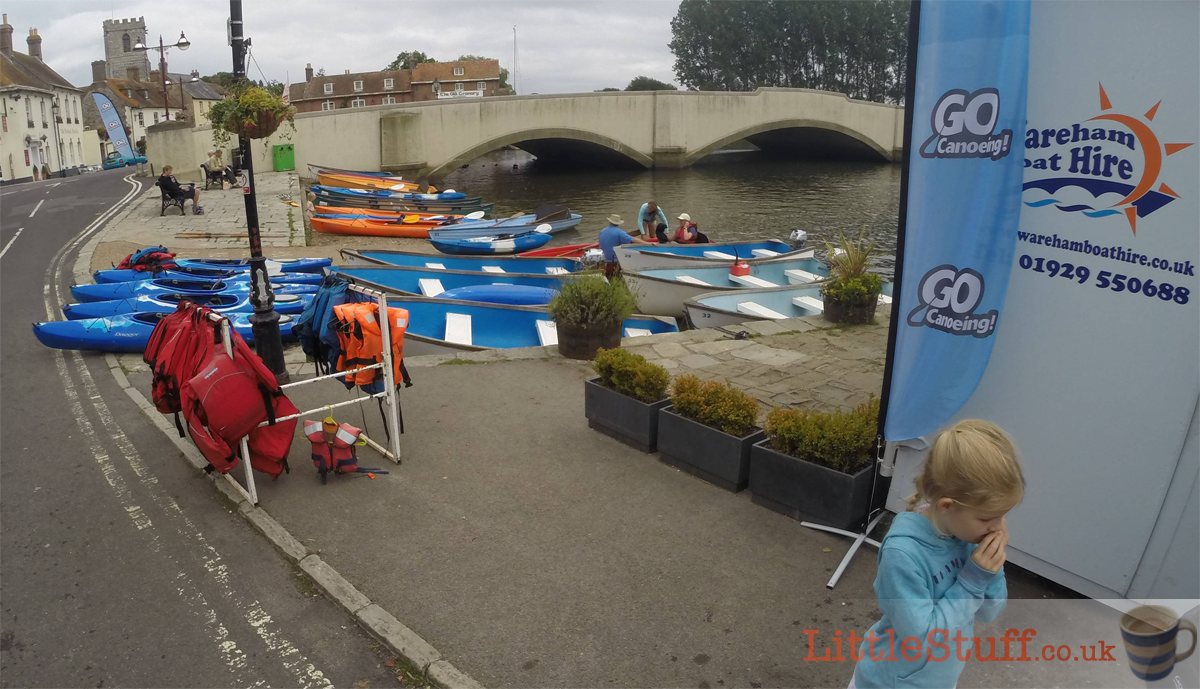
xmin=33 ymin=248 xmax=332 ymax=353
xmin=311 ymin=185 xmax=492 ymax=215
xmin=310 ymin=209 xmax=489 ymax=239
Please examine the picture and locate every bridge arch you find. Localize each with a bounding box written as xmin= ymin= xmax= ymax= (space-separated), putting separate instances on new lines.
xmin=685 ymin=118 xmax=893 ymax=166
xmin=429 ymin=127 xmax=654 ymax=179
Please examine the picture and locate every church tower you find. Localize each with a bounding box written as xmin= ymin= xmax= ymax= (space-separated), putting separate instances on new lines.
xmin=102 ymin=17 xmax=151 ymax=80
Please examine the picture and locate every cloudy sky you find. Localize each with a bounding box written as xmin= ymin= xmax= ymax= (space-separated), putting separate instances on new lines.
xmin=5 ymin=0 xmax=682 ymax=93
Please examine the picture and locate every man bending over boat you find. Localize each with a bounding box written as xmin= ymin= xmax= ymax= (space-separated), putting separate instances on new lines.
xmin=599 ymin=214 xmax=649 ymax=279
xmin=158 ymin=166 xmax=204 ymax=215
xmin=637 ymin=201 xmax=670 ymax=243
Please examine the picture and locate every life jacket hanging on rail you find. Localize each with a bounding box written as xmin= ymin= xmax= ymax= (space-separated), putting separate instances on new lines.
xmin=303 ymin=418 xmax=387 ymax=483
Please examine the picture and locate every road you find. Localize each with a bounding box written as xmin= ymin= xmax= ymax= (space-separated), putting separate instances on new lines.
xmin=1 ymin=170 xmax=403 ymax=688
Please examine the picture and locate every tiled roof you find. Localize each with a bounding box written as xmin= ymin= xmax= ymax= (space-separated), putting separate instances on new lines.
xmin=0 ymin=50 xmax=80 ymax=92
xmin=166 ymin=73 xmax=224 ymax=100
xmin=411 ymin=60 xmax=499 ymax=84
xmin=95 ymin=78 xmax=184 ymax=110
xmin=290 ymin=69 xmax=411 ymax=101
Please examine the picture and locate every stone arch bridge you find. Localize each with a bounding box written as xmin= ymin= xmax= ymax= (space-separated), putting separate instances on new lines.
xmin=379 ymin=89 xmax=905 ymax=180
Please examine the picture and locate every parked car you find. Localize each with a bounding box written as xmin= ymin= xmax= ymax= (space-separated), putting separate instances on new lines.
xmin=102 ymin=151 xmax=148 ymax=169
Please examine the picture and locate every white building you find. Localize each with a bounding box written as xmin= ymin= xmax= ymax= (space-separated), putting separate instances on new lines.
xmin=0 ymin=15 xmax=87 ymax=184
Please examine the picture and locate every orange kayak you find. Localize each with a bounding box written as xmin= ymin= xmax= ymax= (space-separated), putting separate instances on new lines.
xmin=310 ymin=215 xmax=446 ymax=238
xmin=313 ymin=206 xmax=467 ymax=222
xmin=316 ymin=172 xmax=431 ymax=192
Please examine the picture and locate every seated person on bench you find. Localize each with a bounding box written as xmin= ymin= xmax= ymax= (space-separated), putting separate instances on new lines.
xmin=206 ymin=150 xmax=237 ymax=186
xmin=158 ymin=165 xmax=204 ymax=215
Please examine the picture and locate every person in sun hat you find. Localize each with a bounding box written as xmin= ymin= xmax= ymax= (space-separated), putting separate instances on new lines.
xmin=598 ymin=213 xmax=649 ymax=279
xmin=673 ymin=212 xmax=699 ymax=244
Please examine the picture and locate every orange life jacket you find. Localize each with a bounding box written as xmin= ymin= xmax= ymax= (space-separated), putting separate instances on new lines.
xmin=333 ymin=302 xmax=408 ymax=391
xmin=673 ymin=222 xmax=699 ymax=244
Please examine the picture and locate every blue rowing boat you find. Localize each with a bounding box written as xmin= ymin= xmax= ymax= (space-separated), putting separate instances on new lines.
xmin=62 ymin=292 xmax=312 ymax=320
xmin=615 ymin=240 xmax=809 ymax=271
xmin=429 ymin=229 xmax=553 ymax=255
xmin=338 ymin=249 xmax=580 ymax=275
xmin=333 ymin=265 xmax=568 ymax=304
xmin=70 ymin=278 xmax=318 ymax=303
xmin=33 ymin=313 xmax=295 ymax=353
xmin=93 ymin=266 xmax=325 ymax=284
xmin=426 ymin=213 xmax=582 ymax=239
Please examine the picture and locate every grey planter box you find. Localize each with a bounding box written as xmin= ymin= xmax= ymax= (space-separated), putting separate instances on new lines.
xmin=748 ymin=439 xmax=885 ymax=530
xmin=657 ymin=407 xmax=765 ymax=492
xmin=584 ymin=378 xmax=669 ymax=453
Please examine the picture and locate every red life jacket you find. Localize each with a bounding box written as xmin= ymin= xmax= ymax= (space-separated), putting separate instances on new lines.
xmin=673 ymin=222 xmax=699 ymax=244
xmin=304 ymin=420 xmax=362 ymax=482
xmin=118 ymin=250 xmax=177 ymax=272
xmin=145 ymin=303 xmax=218 ymax=435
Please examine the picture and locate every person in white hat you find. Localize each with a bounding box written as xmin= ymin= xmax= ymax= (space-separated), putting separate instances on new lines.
xmin=673 ymin=212 xmax=699 ymax=244
xmin=598 ymin=214 xmax=649 ymax=278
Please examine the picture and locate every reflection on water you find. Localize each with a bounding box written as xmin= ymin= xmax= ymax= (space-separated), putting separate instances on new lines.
xmin=441 ymin=150 xmax=902 ymax=277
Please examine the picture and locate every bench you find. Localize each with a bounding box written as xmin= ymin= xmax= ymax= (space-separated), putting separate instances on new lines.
xmin=736 ymin=301 xmax=788 ymax=319
xmin=200 ymin=163 xmax=225 ymax=191
xmin=703 ymin=251 xmax=736 ymax=260
xmin=792 ymin=296 xmax=825 ymax=312
xmin=728 ymin=274 xmax=776 ymax=288
xmin=155 ymin=180 xmax=186 ymax=216
xmin=751 ymin=249 xmax=781 ymax=258
xmin=675 ymin=275 xmax=711 ymax=286
xmin=623 ymin=327 xmax=653 ymax=338
xmin=784 ymin=269 xmax=822 ymax=284
xmin=535 ymin=320 xmax=558 ymax=346
xmin=418 ymin=278 xmax=445 ymax=297
xmin=444 ymin=313 xmax=473 ymax=346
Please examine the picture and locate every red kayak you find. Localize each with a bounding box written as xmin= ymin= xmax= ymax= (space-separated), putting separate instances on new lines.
xmin=519 ymin=237 xmax=659 ymax=258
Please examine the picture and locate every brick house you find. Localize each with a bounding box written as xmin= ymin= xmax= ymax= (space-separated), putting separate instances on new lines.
xmin=288 ymin=59 xmax=501 ymax=113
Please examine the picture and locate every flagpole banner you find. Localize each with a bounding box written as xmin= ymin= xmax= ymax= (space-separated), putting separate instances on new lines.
xmin=90 ymin=92 xmax=136 ymax=161
xmin=883 ymin=1 xmax=1031 ymax=441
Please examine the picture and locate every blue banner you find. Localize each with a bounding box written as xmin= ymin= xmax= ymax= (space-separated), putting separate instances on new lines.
xmin=91 ymin=92 xmax=136 ymax=161
xmin=884 ymin=1 xmax=1031 ymax=441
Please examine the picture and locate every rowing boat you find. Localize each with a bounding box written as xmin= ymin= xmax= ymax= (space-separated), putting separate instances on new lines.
xmin=622 ymin=258 xmax=832 ymax=317
xmin=615 ymin=240 xmax=810 ymax=271
xmin=683 ymin=281 xmax=894 ymax=328
xmin=338 ymin=248 xmax=580 ymax=275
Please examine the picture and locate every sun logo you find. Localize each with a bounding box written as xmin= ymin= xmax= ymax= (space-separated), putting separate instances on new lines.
xmin=1022 ymin=84 xmax=1193 ymax=235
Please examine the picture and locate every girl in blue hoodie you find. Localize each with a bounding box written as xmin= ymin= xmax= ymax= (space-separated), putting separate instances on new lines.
xmin=852 ymin=420 xmax=1025 ymax=689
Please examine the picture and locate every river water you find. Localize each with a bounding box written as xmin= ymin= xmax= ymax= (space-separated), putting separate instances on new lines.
xmin=440 ymin=149 xmax=902 ymax=277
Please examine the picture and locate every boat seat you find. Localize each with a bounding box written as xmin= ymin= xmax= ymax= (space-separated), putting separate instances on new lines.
xmin=445 ymin=313 xmax=473 ymax=345
xmin=482 ymin=266 xmax=505 ymax=274
xmin=728 ymin=274 xmax=776 ymax=288
xmin=703 ymin=251 xmax=736 ymax=260
xmin=535 ymin=320 xmax=558 ymax=346
xmin=545 ymin=267 xmax=570 ymax=275
xmin=736 ymin=301 xmax=787 ymax=319
xmin=878 ymin=293 xmax=893 ymax=305
xmin=418 ymin=278 xmax=445 ymax=297
xmin=425 ymin=262 xmax=446 ymax=270
xmin=751 ymin=249 xmax=780 ymax=258
xmin=675 ymin=275 xmax=711 ymax=286
xmin=792 ymin=296 xmax=825 ymax=312
xmin=624 ymin=327 xmax=653 ymax=338
xmin=784 ymin=269 xmax=821 ymax=284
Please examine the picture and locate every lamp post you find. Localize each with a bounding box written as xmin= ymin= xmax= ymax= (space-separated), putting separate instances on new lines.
xmin=229 ymin=0 xmax=288 ymax=380
xmin=164 ymin=75 xmax=198 ymax=120
xmin=51 ymin=98 xmax=64 ymax=178
xmin=134 ymin=31 xmax=190 ymax=121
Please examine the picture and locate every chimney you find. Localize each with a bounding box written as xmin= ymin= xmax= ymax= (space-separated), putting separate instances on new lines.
xmin=26 ymin=27 xmax=42 ymax=61
xmin=190 ymin=69 xmax=199 ymax=79
xmin=92 ymin=60 xmax=107 ymax=84
xmin=0 ymin=14 xmax=12 ymax=57
xmin=344 ymin=69 xmax=350 ymax=75
xmin=127 ymin=66 xmax=140 ymax=81
xmin=305 ymin=63 xmax=313 ymax=82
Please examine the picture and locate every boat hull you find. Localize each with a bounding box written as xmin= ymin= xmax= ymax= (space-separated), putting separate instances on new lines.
xmin=310 ymin=216 xmax=436 ymax=238
xmin=624 ymin=258 xmax=832 ymax=317
xmin=333 ymin=265 xmax=569 ymax=301
xmin=426 ymin=214 xmax=582 ymax=239
xmin=684 ymin=282 xmax=893 ymax=328
xmin=430 ymin=232 xmax=552 ymax=255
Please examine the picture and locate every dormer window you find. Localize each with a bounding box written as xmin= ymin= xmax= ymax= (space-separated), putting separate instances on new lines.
xmin=324 ymin=83 xmax=334 ymax=95
xmin=384 ymin=78 xmax=394 ymax=90
xmin=353 ymin=80 xmax=363 ymax=92
xmin=453 ymin=67 xmax=464 ymax=76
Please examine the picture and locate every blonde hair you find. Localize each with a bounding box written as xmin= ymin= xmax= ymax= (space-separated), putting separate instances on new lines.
xmin=907 ymin=419 xmax=1025 ymax=512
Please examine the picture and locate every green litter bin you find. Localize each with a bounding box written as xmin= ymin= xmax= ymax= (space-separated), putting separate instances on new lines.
xmin=272 ymin=144 xmax=295 ymax=172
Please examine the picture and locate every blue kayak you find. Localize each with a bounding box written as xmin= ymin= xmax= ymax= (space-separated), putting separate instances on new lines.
xmin=426 ymin=213 xmax=583 ymax=240
xmin=93 ymin=266 xmax=324 ymax=284
xmin=430 ymin=231 xmax=553 ymax=256
xmin=33 ymin=312 xmax=295 ymax=353
xmin=333 ymin=265 xmax=569 ymax=303
xmin=71 ymin=278 xmax=318 ymax=303
xmin=63 ymin=292 xmax=313 ymax=320
xmin=339 ymin=249 xmax=580 ymax=275
xmin=311 ymin=185 xmax=470 ymax=202
xmin=435 ymin=284 xmax=557 ymax=306
xmin=172 ymin=257 xmax=331 ymax=273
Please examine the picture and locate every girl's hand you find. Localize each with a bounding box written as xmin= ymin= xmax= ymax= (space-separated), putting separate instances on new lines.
xmin=971 ymin=531 xmax=1006 ymax=573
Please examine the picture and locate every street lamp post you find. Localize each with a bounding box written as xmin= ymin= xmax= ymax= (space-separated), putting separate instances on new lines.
xmin=133 ymin=31 xmax=190 ymax=122
xmin=164 ymin=75 xmax=197 ymax=121
xmin=229 ymin=0 xmax=288 ymax=380
xmin=51 ymin=98 xmax=64 ymax=178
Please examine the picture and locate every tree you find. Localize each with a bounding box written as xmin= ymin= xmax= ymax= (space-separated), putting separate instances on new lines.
xmin=668 ymin=0 xmax=908 ymax=104
xmin=625 ymin=76 xmax=676 ymax=91
xmin=595 ymin=87 xmax=621 ymax=92
xmin=262 ymin=80 xmax=285 ymax=97
xmin=386 ymin=50 xmax=436 ymax=71
xmin=200 ymin=71 xmax=238 ymax=88
xmin=316 ymin=67 xmax=326 ymax=77
xmin=457 ymin=55 xmax=510 ymax=90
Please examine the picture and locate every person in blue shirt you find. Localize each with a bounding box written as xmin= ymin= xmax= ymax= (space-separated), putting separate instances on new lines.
xmin=637 ymin=201 xmax=670 ymax=243
xmin=851 ymin=419 xmax=1024 ymax=689
xmin=598 ymin=214 xmax=648 ymax=278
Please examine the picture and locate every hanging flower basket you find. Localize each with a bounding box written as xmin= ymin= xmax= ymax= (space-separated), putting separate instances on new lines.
xmin=209 ymin=85 xmax=295 ymax=147
xmin=230 ymin=111 xmax=284 ymax=139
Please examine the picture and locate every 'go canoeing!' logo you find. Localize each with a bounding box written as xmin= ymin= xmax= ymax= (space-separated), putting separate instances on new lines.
xmin=920 ymin=88 xmax=1014 ymax=161
xmin=907 ymin=265 xmax=999 ymax=338
xmin=1022 ymin=84 xmax=1194 ymax=235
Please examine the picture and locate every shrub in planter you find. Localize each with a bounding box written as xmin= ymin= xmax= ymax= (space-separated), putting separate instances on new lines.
xmin=585 ymin=347 xmax=670 ymax=452
xmin=749 ymin=397 xmax=884 ymax=528
xmin=549 ymin=274 xmax=636 ymax=360
xmin=658 ymin=376 xmax=764 ymax=491
xmin=821 ymin=228 xmax=883 ymax=325
xmin=209 ymin=85 xmax=296 ymax=147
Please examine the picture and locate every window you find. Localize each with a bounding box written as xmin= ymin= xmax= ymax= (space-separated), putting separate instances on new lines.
xmin=353 ymin=80 xmax=363 ymax=92
xmin=122 ymin=34 xmax=131 ymax=52
xmin=153 ymin=112 xmax=159 ymax=124
xmin=384 ymin=78 xmax=394 ymax=90
xmin=477 ymin=82 xmax=486 ymax=91
xmin=69 ymin=141 xmax=75 ymax=164
xmin=324 ymin=82 xmax=334 ymax=95
xmin=383 ymin=96 xmax=396 ymax=105
xmin=455 ymin=82 xmax=464 ymax=92
xmin=350 ymin=98 xmax=366 ymax=108
xmin=432 ymin=82 xmax=440 ymax=93
xmin=321 ymin=100 xmax=335 ymax=111
xmin=25 ymin=98 xmax=32 ymax=122
xmin=137 ymin=111 xmax=144 ymax=126
xmin=453 ymin=67 xmax=464 ymax=76
xmin=40 ymin=100 xmax=47 ymax=124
